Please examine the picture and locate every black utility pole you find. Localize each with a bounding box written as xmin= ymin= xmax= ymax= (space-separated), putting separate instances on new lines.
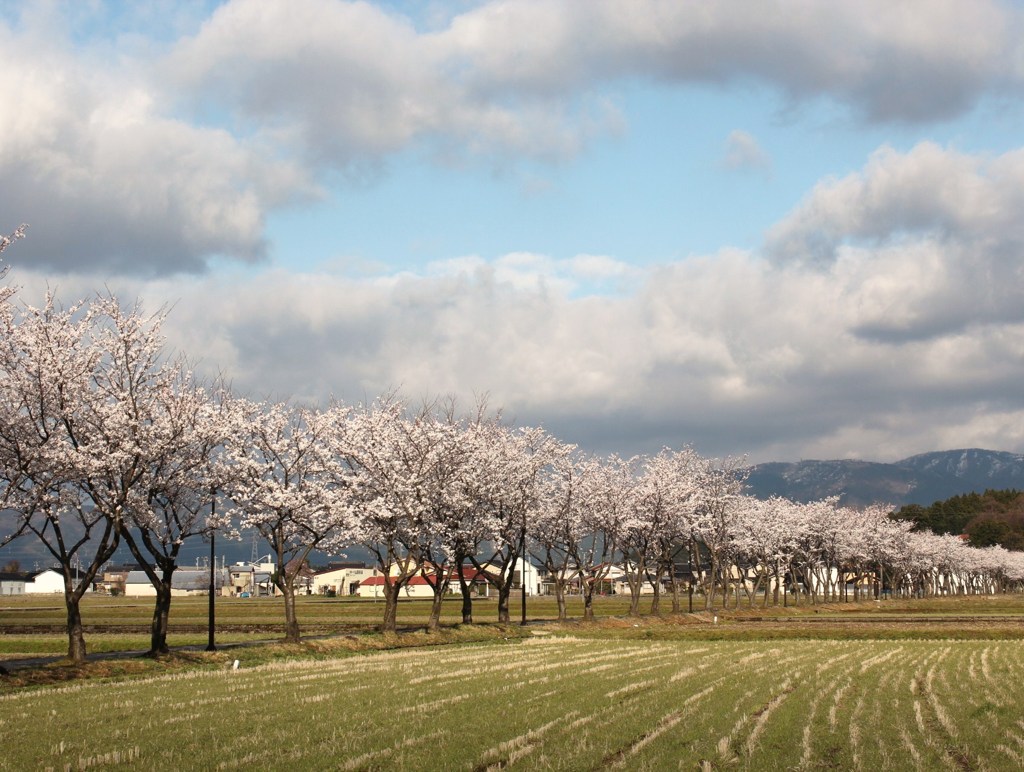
xmin=206 ymin=489 xmax=217 ymax=652
xmin=520 ymin=525 xmax=527 ymax=625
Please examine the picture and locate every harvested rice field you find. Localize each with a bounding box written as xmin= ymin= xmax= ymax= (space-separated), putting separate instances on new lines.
xmin=3 ymin=635 xmax=1023 ymax=770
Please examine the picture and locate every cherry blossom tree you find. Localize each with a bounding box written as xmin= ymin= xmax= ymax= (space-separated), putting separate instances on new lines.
xmin=409 ymin=408 xmax=470 ymax=631
xmin=690 ymin=455 xmax=747 ymax=609
xmin=408 ymin=400 xmax=498 ymax=630
xmin=338 ymin=398 xmax=484 ymax=632
xmin=531 ymin=450 xmax=584 ymax=622
xmin=116 ymin=383 xmax=231 ymax=655
xmin=222 ymin=399 xmax=354 ymax=642
xmin=0 ymin=294 xmax=207 ymax=661
xmin=731 ymin=496 xmax=798 ymax=607
xmin=0 ymin=223 xmax=25 ymax=305
xmin=0 ymin=223 xmax=28 ymax=550
xmin=0 ymin=224 xmax=25 ymax=255
xmin=572 ymin=454 xmax=633 ymax=621
xmin=335 ymin=398 xmax=429 ymax=632
xmin=467 ymin=422 xmax=564 ymax=623
xmin=0 ymin=295 xmax=110 ymax=661
xmin=619 ymin=455 xmax=665 ymax=617
xmin=650 ymin=448 xmax=706 ymax=614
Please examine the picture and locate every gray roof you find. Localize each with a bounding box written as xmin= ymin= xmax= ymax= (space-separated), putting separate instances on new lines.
xmin=125 ymin=569 xmax=227 ymax=590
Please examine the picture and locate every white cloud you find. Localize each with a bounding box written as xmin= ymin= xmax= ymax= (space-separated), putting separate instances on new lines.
xmin=438 ymin=0 xmax=1021 ymax=122
xmin=165 ymin=0 xmax=1024 ymax=176
xmin=167 ymin=0 xmax=607 ymax=166
xmin=764 ymin=142 xmax=1024 ymax=342
xmin=12 ymin=172 xmax=1024 ymax=465
xmin=6 ymin=2 xmax=1024 ymax=463
xmin=10 ymin=139 xmax=994 ymax=462
xmin=722 ymin=130 xmax=771 ymax=172
xmin=0 ymin=15 xmax=316 ymax=276
xmin=5 ymin=1 xmax=1024 ymax=276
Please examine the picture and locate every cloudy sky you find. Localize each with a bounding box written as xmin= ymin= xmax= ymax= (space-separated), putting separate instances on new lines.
xmin=3 ymin=0 xmax=1024 ymax=464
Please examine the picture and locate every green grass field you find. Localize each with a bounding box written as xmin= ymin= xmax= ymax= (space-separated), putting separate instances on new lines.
xmin=4 ymin=593 xmax=1024 ymax=769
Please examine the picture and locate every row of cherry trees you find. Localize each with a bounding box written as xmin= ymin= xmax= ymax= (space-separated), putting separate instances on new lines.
xmin=539 ymin=449 xmax=1024 ymax=619
xmin=0 ymin=250 xmax=579 ymax=656
xmin=2 ymin=230 xmax=1024 ymax=662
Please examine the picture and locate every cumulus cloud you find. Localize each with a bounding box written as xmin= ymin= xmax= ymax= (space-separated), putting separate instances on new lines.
xmin=12 ymin=180 xmax=1024 ymax=465
xmin=6 ymin=2 xmax=1024 ymax=463
xmin=438 ymin=0 xmax=1022 ymax=122
xmin=6 ymin=1 xmax=1024 ymax=275
xmin=765 ymin=142 xmax=1024 ymax=341
xmin=166 ymin=0 xmax=609 ymax=166
xmin=0 ymin=14 xmax=315 ymax=276
xmin=167 ymin=0 xmax=1024 ymax=173
xmin=766 ymin=143 xmax=1024 ymax=262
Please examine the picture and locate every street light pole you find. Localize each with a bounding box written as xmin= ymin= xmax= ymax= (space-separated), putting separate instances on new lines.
xmin=206 ymin=489 xmax=217 ymax=652
xmin=520 ymin=525 xmax=527 ymax=625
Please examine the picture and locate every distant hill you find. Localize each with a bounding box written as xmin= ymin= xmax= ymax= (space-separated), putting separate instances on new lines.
xmin=745 ymin=449 xmax=1024 ymax=507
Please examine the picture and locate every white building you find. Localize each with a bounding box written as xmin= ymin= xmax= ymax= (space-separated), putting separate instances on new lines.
xmin=0 ymin=572 xmax=26 ymax=595
xmin=312 ymin=565 xmax=375 ymax=596
xmin=355 ymin=575 xmax=436 ymax=598
xmin=24 ymin=568 xmax=65 ymax=594
xmin=482 ymin=558 xmax=543 ymax=596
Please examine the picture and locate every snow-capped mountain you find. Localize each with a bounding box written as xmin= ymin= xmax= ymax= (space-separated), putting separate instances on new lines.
xmin=745 ymin=449 xmax=1024 ymax=507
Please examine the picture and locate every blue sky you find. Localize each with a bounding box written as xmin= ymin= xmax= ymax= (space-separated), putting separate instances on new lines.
xmin=4 ymin=0 xmax=1024 ymax=465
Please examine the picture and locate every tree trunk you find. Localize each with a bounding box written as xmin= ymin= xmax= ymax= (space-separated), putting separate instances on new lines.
xmin=497 ymin=581 xmax=512 ymax=623
xmin=149 ymin=576 xmax=173 ymax=655
xmin=649 ymin=572 xmax=662 ymax=615
xmin=749 ymin=571 xmax=764 ymax=609
xmin=627 ymin=575 xmax=643 ymax=616
xmin=457 ymin=562 xmax=474 ymax=624
xmin=427 ymin=590 xmax=444 ymax=632
xmin=382 ymin=579 xmax=401 ymax=632
xmin=582 ymin=580 xmax=596 ymax=622
xmin=65 ymin=593 xmax=87 ymax=663
xmin=281 ymin=580 xmax=300 ymax=642
xmin=669 ymin=574 xmax=682 ymax=614
xmin=705 ymin=556 xmax=717 ymax=611
xmin=424 ymin=570 xmax=451 ymax=632
xmin=554 ymin=579 xmax=567 ymax=621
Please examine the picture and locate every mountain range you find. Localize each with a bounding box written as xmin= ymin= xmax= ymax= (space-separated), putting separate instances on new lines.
xmin=744 ymin=448 xmax=1024 ymax=507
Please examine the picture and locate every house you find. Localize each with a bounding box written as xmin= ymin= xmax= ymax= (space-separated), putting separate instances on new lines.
xmin=0 ymin=572 xmax=26 ymax=595
xmin=312 ymin=564 xmax=375 ymax=596
xmin=100 ymin=565 xmax=140 ymax=596
xmin=285 ymin=558 xmax=317 ymax=596
xmin=611 ymin=572 xmax=659 ymax=596
xmin=356 ymin=575 xmax=437 ymax=599
xmin=445 ymin=566 xmax=494 ymax=596
xmin=228 ymin=560 xmax=277 ymax=597
xmin=24 ymin=568 xmax=65 ymax=594
xmin=478 ymin=558 xmax=544 ymax=596
xmin=123 ymin=568 xmax=228 ymax=597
